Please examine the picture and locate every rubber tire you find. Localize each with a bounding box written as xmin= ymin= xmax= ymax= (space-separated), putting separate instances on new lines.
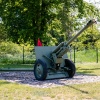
xmin=34 ymin=59 xmax=47 ymax=81
xmin=65 ymin=59 xmax=76 ymax=78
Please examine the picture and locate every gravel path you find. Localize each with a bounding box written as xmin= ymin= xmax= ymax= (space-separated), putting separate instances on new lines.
xmin=0 ymin=71 xmax=100 ymax=88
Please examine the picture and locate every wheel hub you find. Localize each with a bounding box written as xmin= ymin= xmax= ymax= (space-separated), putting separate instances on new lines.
xmin=36 ymin=64 xmax=43 ymax=78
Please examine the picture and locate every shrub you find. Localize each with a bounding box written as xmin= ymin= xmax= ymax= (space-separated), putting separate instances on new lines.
xmin=0 ymin=41 xmax=35 ymax=64
xmin=0 ymin=41 xmax=22 ymax=55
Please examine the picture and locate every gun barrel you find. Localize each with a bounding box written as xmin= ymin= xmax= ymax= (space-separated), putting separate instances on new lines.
xmin=66 ymin=19 xmax=96 ymax=46
xmin=52 ymin=19 xmax=96 ymax=55
xmin=52 ymin=42 xmax=64 ymax=53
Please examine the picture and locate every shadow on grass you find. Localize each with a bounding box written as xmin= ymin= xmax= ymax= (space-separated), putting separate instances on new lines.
xmin=76 ymin=67 xmax=100 ymax=76
xmin=80 ymin=68 xmax=100 ymax=70
xmin=77 ymin=71 xmax=95 ymax=76
xmin=0 ymin=81 xmax=11 ymax=85
xmin=0 ymin=64 xmax=33 ymax=69
xmin=67 ymin=85 xmax=89 ymax=94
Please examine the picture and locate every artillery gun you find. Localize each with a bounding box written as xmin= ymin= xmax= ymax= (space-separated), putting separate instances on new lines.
xmin=34 ymin=19 xmax=96 ymax=81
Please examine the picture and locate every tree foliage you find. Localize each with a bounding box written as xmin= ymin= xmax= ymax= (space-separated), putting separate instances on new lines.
xmin=72 ymin=25 xmax=100 ymax=49
xmin=0 ymin=0 xmax=100 ymax=46
xmin=0 ymin=0 xmax=84 ymax=45
xmin=0 ymin=23 xmax=7 ymax=42
xmin=0 ymin=0 xmax=58 ymax=45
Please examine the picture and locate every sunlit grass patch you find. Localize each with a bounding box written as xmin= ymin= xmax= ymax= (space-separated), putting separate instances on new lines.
xmin=76 ymin=62 xmax=100 ymax=76
xmin=0 ymin=80 xmax=100 ymax=100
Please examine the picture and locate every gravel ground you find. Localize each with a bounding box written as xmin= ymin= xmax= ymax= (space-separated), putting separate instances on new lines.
xmin=0 ymin=71 xmax=100 ymax=88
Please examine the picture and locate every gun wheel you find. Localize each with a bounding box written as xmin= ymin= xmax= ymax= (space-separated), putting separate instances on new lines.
xmin=34 ymin=59 xmax=47 ymax=81
xmin=65 ymin=59 xmax=76 ymax=78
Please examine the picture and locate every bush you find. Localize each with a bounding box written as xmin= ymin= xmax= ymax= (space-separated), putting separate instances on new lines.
xmin=0 ymin=41 xmax=22 ymax=55
xmin=0 ymin=41 xmax=35 ymax=64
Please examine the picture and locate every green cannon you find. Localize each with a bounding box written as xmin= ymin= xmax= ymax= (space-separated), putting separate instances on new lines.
xmin=34 ymin=19 xmax=96 ymax=81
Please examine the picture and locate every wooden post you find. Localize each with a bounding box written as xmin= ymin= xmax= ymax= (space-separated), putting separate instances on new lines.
xmin=96 ymin=48 xmax=98 ymax=63
xmin=74 ymin=46 xmax=75 ymax=63
xmin=23 ymin=46 xmax=24 ymax=64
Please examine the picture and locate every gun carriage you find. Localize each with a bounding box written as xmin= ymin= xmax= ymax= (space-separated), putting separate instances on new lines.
xmin=34 ymin=19 xmax=96 ymax=81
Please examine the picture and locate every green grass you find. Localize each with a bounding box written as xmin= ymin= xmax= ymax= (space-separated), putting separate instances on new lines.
xmin=0 ymin=64 xmax=33 ymax=68
xmin=0 ymin=64 xmax=33 ymax=70
xmin=76 ymin=62 xmax=100 ymax=76
xmin=0 ymin=80 xmax=100 ymax=100
xmin=68 ymin=49 xmax=100 ymax=63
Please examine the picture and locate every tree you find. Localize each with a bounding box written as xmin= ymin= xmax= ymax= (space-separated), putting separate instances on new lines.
xmin=0 ymin=0 xmax=99 ymax=46
xmin=0 ymin=0 xmax=59 ymax=45
xmin=0 ymin=0 xmax=85 ymax=45
xmin=47 ymin=1 xmax=100 ymax=45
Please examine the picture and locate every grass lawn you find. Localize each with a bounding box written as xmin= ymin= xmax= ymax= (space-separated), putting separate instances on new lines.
xmin=76 ymin=62 xmax=100 ymax=76
xmin=0 ymin=62 xmax=100 ymax=99
xmin=0 ymin=64 xmax=33 ymax=70
xmin=0 ymin=80 xmax=100 ymax=100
